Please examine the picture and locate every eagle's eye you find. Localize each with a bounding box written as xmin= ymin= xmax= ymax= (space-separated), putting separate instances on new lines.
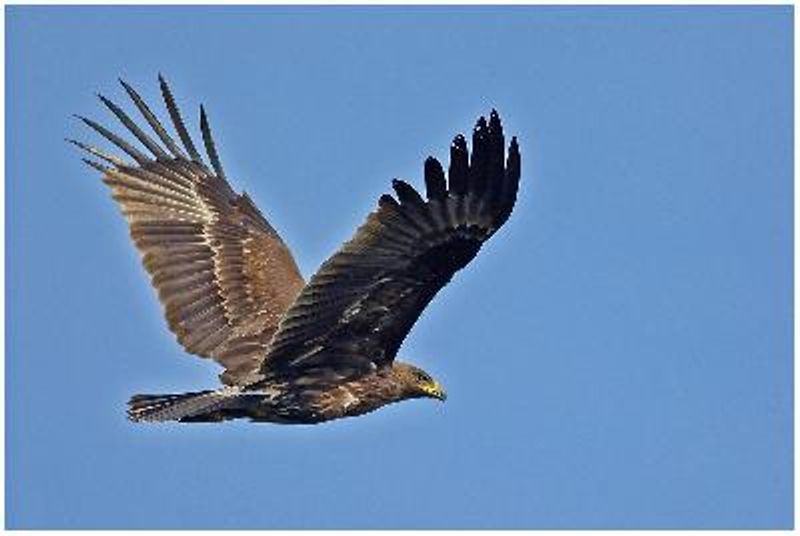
xmin=415 ymin=371 xmax=431 ymax=384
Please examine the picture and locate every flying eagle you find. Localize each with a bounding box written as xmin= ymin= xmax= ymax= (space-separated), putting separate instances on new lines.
xmin=70 ymin=76 xmax=521 ymax=424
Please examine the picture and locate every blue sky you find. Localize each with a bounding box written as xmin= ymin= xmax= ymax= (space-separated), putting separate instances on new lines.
xmin=7 ymin=5 xmax=792 ymax=529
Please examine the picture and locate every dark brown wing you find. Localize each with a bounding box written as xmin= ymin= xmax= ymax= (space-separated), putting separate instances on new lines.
xmin=71 ymin=76 xmax=305 ymax=385
xmin=261 ymin=111 xmax=520 ymax=375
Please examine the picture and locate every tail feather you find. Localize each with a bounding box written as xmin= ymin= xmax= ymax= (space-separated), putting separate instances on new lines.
xmin=127 ymin=388 xmax=240 ymax=423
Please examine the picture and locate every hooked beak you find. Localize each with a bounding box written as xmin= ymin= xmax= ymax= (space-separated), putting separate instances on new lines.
xmin=427 ymin=382 xmax=447 ymax=402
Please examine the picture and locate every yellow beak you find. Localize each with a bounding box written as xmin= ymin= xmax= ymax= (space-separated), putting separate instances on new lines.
xmin=424 ymin=382 xmax=447 ymax=401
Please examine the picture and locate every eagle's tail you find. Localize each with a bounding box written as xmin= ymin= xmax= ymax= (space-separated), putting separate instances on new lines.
xmin=127 ymin=388 xmax=243 ymax=423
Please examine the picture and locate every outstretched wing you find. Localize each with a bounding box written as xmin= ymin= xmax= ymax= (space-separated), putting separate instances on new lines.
xmin=261 ymin=111 xmax=520 ymax=375
xmin=71 ymin=76 xmax=305 ymax=385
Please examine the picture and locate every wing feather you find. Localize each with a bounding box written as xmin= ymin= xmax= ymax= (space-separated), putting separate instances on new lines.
xmin=97 ymin=93 xmax=170 ymax=159
xmin=199 ymin=105 xmax=227 ymax=180
xmin=158 ymin=74 xmax=205 ymax=165
xmin=72 ymin=76 xmax=305 ymax=385
xmin=261 ymin=112 xmax=520 ymax=374
xmin=119 ymin=78 xmax=187 ymax=159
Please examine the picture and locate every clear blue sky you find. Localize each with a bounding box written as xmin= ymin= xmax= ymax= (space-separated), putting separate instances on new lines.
xmin=7 ymin=6 xmax=792 ymax=529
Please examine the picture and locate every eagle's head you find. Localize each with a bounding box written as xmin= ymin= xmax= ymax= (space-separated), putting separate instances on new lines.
xmin=393 ymin=362 xmax=447 ymax=402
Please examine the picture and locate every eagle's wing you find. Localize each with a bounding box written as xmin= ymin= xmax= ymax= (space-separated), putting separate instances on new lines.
xmin=71 ymin=77 xmax=305 ymax=385
xmin=261 ymin=111 xmax=520 ymax=375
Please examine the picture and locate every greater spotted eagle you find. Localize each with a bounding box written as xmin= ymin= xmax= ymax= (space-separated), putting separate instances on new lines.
xmin=70 ymin=76 xmax=521 ymax=424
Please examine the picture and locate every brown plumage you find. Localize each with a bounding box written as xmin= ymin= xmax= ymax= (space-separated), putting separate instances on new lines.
xmin=71 ymin=76 xmax=521 ymax=424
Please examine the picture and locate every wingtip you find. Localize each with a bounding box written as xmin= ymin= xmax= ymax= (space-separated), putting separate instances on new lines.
xmin=118 ymin=77 xmax=140 ymax=100
xmin=118 ymin=77 xmax=133 ymax=92
xmin=508 ymin=136 xmax=520 ymax=167
xmin=452 ymin=133 xmax=467 ymax=149
xmin=379 ymin=193 xmax=399 ymax=208
xmin=489 ymin=109 xmax=502 ymax=131
xmin=81 ymin=157 xmax=108 ymax=173
xmin=157 ymin=73 xmax=170 ymax=92
xmin=65 ymin=137 xmax=92 ymax=153
xmin=96 ymin=92 xmax=113 ymax=107
xmin=424 ymin=156 xmax=447 ymax=201
xmin=424 ymin=156 xmax=445 ymax=177
xmin=391 ymin=178 xmax=424 ymax=205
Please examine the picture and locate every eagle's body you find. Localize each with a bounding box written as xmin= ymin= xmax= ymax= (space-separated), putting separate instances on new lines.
xmin=72 ymin=76 xmax=521 ymax=424
xmin=142 ymin=362 xmax=434 ymax=424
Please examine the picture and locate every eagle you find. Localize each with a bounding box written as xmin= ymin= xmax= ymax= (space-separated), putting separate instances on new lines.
xmin=70 ymin=76 xmax=521 ymax=424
